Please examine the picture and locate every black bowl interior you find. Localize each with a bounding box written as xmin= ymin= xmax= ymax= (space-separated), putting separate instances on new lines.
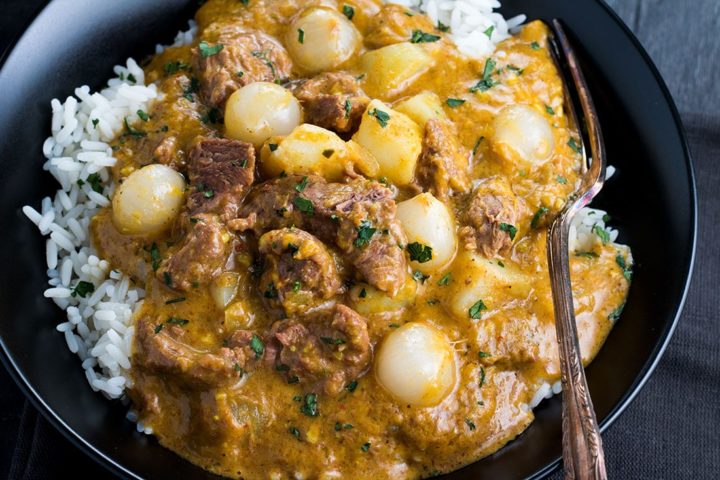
xmin=0 ymin=0 xmax=696 ymax=479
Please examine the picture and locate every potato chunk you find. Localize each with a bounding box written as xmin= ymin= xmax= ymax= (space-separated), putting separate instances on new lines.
xmin=352 ymin=99 xmax=422 ymax=185
xmin=394 ymin=91 xmax=447 ymax=128
xmin=359 ymin=42 xmax=434 ymax=98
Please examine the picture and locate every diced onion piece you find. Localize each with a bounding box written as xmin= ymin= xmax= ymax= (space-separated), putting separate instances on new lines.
xmin=352 ymin=99 xmax=422 ymax=185
xmin=286 ymin=7 xmax=362 ymax=73
xmin=491 ymin=104 xmax=554 ymax=165
xmin=350 ymin=278 xmax=417 ymax=316
xmin=225 ymin=82 xmax=302 ymax=146
xmin=375 ymin=322 xmax=456 ymax=406
xmin=210 ymin=272 xmax=240 ymax=310
xmin=111 ymin=164 xmax=185 ymax=236
xmin=397 ymin=193 xmax=456 ymax=274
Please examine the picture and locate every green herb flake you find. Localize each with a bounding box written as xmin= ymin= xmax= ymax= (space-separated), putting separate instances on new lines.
xmin=182 ymin=77 xmax=199 ymax=101
xmin=154 ymin=324 xmax=164 ymax=334
xmin=478 ymin=351 xmax=491 ymax=358
xmin=300 ymin=393 xmax=319 ymax=417
xmin=411 ymin=29 xmax=441 ymax=43
xmin=479 ymin=366 xmax=486 ymax=387
xmin=593 ymin=224 xmax=611 ymax=245
xmin=343 ymin=99 xmax=352 ymax=119
xmin=576 ymin=251 xmax=599 ymax=259
xmin=389 ymin=323 xmax=400 ymax=328
xmin=465 ymin=418 xmax=477 ymax=430
xmin=85 ymin=173 xmax=103 ymax=193
xmin=287 ymin=376 xmax=300 ymax=384
xmin=297 ymin=28 xmax=305 ymax=44
xmin=126 ymin=73 xmax=137 ymax=85
xmin=233 ymin=363 xmax=244 ymax=375
xmin=239 ymin=0 xmax=249 ymax=5
xmin=567 ymin=138 xmax=582 ymax=154
xmin=407 ymin=242 xmax=433 ymax=263
xmin=483 ymin=25 xmax=495 ymax=38
xmin=470 ymin=58 xmax=499 ymax=93
xmin=469 ymin=299 xmax=487 ymax=319
xmin=498 ymin=260 xmax=505 ymax=267
xmin=346 ymin=380 xmax=358 ymax=392
xmin=292 ymin=280 xmax=302 ymax=293
xmin=136 ymin=109 xmax=149 ymax=121
xmin=250 ymin=334 xmax=265 ymax=358
xmin=293 ymin=196 xmax=315 ymax=215
xmin=531 ymin=207 xmax=549 ymax=229
xmin=91 ymin=118 xmax=99 ymax=128
xmin=361 ymin=442 xmax=371 ymax=452
xmin=359 ymin=288 xmax=367 ymax=298
xmin=289 ymin=427 xmax=301 ymax=440
xmin=499 ymin=222 xmax=518 ymax=240
xmin=368 ymin=108 xmax=390 ymax=127
xmin=472 ymin=136 xmax=485 ymax=155
xmin=354 ymin=220 xmax=377 ymax=248
xmin=163 ymin=61 xmax=189 ymax=75
xmin=412 ymin=270 xmax=429 ymax=283
xmin=295 ymin=176 xmax=309 ymax=192
xmin=556 ymin=175 xmax=568 ymax=184
xmin=342 ymin=4 xmax=355 ymax=20
xmin=163 ymin=271 xmax=172 ymax=287
xmin=322 ymin=149 xmax=335 ymax=158
xmin=269 ymin=143 xmax=278 ymax=152
xmin=608 ymin=303 xmax=625 ymax=321
xmin=545 ymin=104 xmax=555 ymax=115
xmin=530 ymin=41 xmax=541 ymax=50
xmin=198 ymin=41 xmax=224 ymax=58
xmin=438 ymin=272 xmax=452 ymax=286
xmin=165 ymin=297 xmax=186 ymax=305
xmin=71 ymin=281 xmax=95 ymax=298
xmin=166 ymin=317 xmax=189 ymax=326
xmin=616 ymin=254 xmax=633 ymax=281
xmin=437 ymin=21 xmax=450 ymax=32
xmin=321 ymin=337 xmax=346 ymax=345
xmin=445 ymin=98 xmax=466 ymax=108
xmin=123 ymin=117 xmax=146 ymax=138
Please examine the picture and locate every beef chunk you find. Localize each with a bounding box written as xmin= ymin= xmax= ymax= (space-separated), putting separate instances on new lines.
xmin=192 ymin=30 xmax=292 ymax=109
xmin=233 ymin=175 xmax=408 ymax=295
xmin=258 ymin=228 xmax=342 ymax=315
xmin=459 ymin=177 xmax=523 ymax=257
xmin=364 ymin=4 xmax=439 ymax=49
xmin=289 ymin=72 xmax=370 ymax=133
xmin=135 ymin=318 xmax=255 ymax=389
xmin=186 ymin=137 xmax=255 ymax=221
xmin=415 ymin=119 xmax=470 ymax=199
xmin=157 ymin=214 xmax=233 ymax=291
xmin=264 ymin=305 xmax=371 ymax=395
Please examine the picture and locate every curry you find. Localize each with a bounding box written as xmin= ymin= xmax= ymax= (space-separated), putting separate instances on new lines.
xmin=90 ymin=0 xmax=632 ymax=477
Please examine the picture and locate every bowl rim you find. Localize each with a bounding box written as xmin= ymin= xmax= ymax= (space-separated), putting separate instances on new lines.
xmin=0 ymin=0 xmax=697 ymax=479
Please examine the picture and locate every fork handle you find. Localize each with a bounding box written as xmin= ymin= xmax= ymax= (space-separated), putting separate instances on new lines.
xmin=547 ymin=217 xmax=608 ymax=480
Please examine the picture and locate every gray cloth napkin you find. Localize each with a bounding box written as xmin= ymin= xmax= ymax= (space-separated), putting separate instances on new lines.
xmin=1 ymin=0 xmax=718 ymax=478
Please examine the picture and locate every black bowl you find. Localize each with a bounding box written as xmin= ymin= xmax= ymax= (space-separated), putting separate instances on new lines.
xmin=0 ymin=0 xmax=696 ymax=478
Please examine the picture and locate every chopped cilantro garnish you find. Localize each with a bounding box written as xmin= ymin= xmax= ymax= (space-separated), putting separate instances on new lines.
xmin=300 ymin=393 xmax=319 ymax=416
xmin=297 ymin=28 xmax=305 ymax=44
xmin=437 ymin=21 xmax=450 ymax=32
xmin=445 ymin=98 xmax=466 ymax=108
xmin=472 ymin=136 xmax=485 ymax=155
xmin=608 ymin=303 xmax=625 ymax=321
xmin=137 ymin=109 xmax=149 ymax=121
xmin=483 ymin=25 xmax=494 ymax=38
xmin=346 ymin=380 xmax=358 ymax=392
xmin=470 ymin=58 xmax=498 ymax=92
xmin=478 ymin=351 xmax=491 ymax=358
xmin=163 ymin=271 xmax=172 ymax=287
xmin=292 ymin=280 xmax=302 ymax=293
xmin=568 ymin=138 xmax=582 ymax=154
xmin=71 ymin=281 xmax=95 ymax=298
xmin=545 ymin=104 xmax=555 ymax=115
xmin=91 ymin=118 xmax=99 ymax=128
xmin=250 ymin=334 xmax=264 ymax=358
xmin=293 ymin=196 xmax=314 ymax=215
xmin=469 ymin=299 xmax=487 ymax=319
xmin=198 ymin=41 xmax=224 ymax=58
xmin=166 ymin=317 xmax=189 ymax=326
xmin=410 ymin=30 xmax=441 ymax=43
xmin=342 ymin=5 xmax=355 ymax=19
xmin=530 ymin=41 xmax=541 ymax=50
xmin=354 ymin=220 xmax=376 ymax=248
xmin=465 ymin=418 xmax=477 ymax=430
xmin=264 ymin=282 xmax=278 ymax=299
xmin=576 ymin=251 xmax=599 ymax=259
xmin=163 ymin=61 xmax=189 ymax=75
xmin=86 ymin=173 xmax=103 ymax=193
xmin=322 ymin=149 xmax=335 ymax=158
xmin=359 ymin=288 xmax=367 ymax=298
xmin=438 ymin=272 xmax=452 ymax=286
xmin=289 ymin=427 xmax=301 ymax=440
xmin=154 ymin=324 xmax=163 ymax=334
xmin=412 ymin=270 xmax=429 ymax=283
xmin=344 ymin=99 xmax=352 ymax=119
xmin=295 ymin=176 xmax=309 ymax=192
xmin=368 ymin=108 xmax=390 ymax=127
xmin=407 ymin=242 xmax=433 ymax=263
xmin=361 ymin=442 xmax=371 ymax=452
xmin=149 ymin=242 xmax=161 ymax=272
xmin=593 ymin=224 xmax=610 ymax=244
xmin=616 ymin=253 xmax=633 ymax=280
xmin=531 ymin=207 xmax=549 ymax=229
xmin=557 ymin=175 xmax=568 ymax=184
xmin=123 ymin=117 xmax=146 ymax=138
xmin=499 ymin=222 xmax=518 ymax=240
xmin=269 ymin=143 xmax=278 ymax=151
xmin=479 ymin=366 xmax=486 ymax=387
xmin=321 ymin=337 xmax=346 ymax=345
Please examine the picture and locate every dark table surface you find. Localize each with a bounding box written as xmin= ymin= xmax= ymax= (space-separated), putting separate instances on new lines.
xmin=1 ymin=0 xmax=719 ymax=478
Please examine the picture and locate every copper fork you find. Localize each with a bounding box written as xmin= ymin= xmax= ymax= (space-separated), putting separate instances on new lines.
xmin=546 ymin=19 xmax=608 ymax=480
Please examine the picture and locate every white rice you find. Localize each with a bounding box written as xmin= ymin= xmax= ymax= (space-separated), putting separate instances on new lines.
xmin=23 ymin=25 xmax=196 ymax=399
xmin=386 ymin=0 xmax=526 ymax=58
